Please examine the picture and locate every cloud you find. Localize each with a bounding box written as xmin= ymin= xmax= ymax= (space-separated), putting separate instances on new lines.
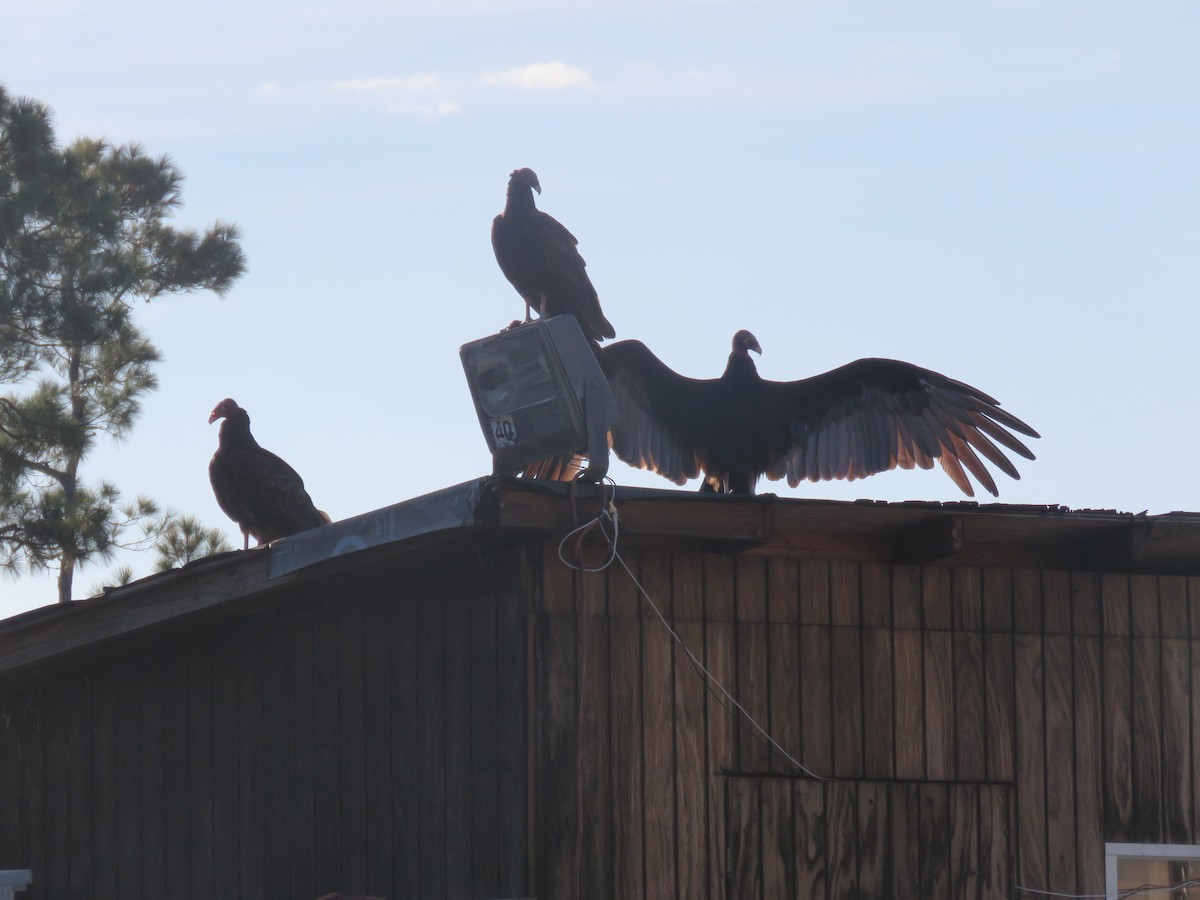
xmin=481 ymin=61 xmax=593 ymax=90
xmin=328 ymin=73 xmax=461 ymax=118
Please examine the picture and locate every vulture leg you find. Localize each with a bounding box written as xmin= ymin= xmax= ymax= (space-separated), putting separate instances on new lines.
xmin=242 ymin=531 xmax=250 ymax=551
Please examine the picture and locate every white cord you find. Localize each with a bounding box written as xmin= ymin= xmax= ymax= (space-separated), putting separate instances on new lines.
xmin=1017 ymin=879 xmax=1200 ymax=899
xmin=555 ymin=483 xmax=824 ymax=780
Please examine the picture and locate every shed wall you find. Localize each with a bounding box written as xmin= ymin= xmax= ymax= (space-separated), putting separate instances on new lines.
xmin=532 ymin=546 xmax=1200 ymax=899
xmin=0 ymin=550 xmax=530 ymax=900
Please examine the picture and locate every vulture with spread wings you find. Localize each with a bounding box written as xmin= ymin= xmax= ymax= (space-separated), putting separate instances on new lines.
xmin=208 ymin=398 xmax=329 ymax=549
xmin=492 ymin=167 xmax=615 ymax=344
xmin=600 ymin=330 xmax=1039 ymax=496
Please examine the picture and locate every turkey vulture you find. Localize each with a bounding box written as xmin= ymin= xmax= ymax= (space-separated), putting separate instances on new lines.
xmin=208 ymin=398 xmax=328 ymax=549
xmin=600 ymin=331 xmax=1039 ymax=496
xmin=491 ymin=167 xmax=616 ymax=344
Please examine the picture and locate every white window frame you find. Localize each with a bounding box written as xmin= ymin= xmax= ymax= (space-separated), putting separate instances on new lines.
xmin=1105 ymin=842 xmax=1200 ymax=899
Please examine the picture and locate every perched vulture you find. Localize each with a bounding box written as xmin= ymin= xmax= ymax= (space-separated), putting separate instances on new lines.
xmin=491 ymin=167 xmax=616 ymax=344
xmin=600 ymin=330 xmax=1039 ymax=496
xmin=208 ymin=398 xmax=328 ymax=549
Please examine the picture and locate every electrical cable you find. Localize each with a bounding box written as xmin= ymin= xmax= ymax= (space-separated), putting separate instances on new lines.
xmin=557 ymin=483 xmax=825 ymax=780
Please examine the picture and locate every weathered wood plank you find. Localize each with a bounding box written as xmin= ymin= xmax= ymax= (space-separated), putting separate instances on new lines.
xmin=237 ymin=626 xmax=266 ymax=899
xmin=948 ymin=783 xmax=980 ymax=900
xmin=286 ymin=612 xmax=317 ymax=895
xmin=43 ymin=680 xmax=72 ymax=900
xmin=311 ymin=603 xmax=343 ymax=895
xmin=609 ymin=614 xmax=645 ymax=900
xmin=704 ymin=555 xmax=736 ymax=898
xmin=893 ymin=629 xmax=925 ymax=780
xmin=830 ymin=559 xmax=860 ymax=627
xmin=578 ymin=579 xmax=613 ymax=900
xmin=1072 ymin=571 xmax=1102 ymax=636
xmin=1160 ymin=638 xmax=1191 ymax=843
xmin=211 ymin=631 xmax=242 ymax=900
xmin=768 ymin=555 xmax=800 ymax=625
xmin=953 ymin=567 xmax=982 ymax=632
xmin=736 ymin=557 xmax=771 ymax=771
xmin=162 ymin=648 xmax=192 ymax=899
xmin=187 ymin=644 xmax=217 ymax=900
xmin=1101 ymin=573 xmax=1130 ymax=636
xmin=725 ymin=778 xmax=762 ymax=900
xmin=443 ymin=576 xmax=473 ymax=900
xmin=954 ymin=632 xmax=985 ymax=782
xmin=1044 ymin=633 xmax=1076 ymax=892
xmin=260 ymin=620 xmax=292 ymax=895
xmin=796 ymin=780 xmax=829 ymax=900
xmin=1132 ymin=580 xmax=1164 ymax=840
xmin=1159 ymin=576 xmax=1189 ymax=638
xmin=831 ymin=626 xmax=863 ymax=778
xmin=674 ymin=616 xmax=709 ymax=899
xmin=1014 ymin=634 xmax=1047 ymax=889
xmin=1102 ymin=633 xmax=1134 ymax=839
xmin=336 ymin=600 xmax=369 ymax=895
xmin=922 ymin=567 xmax=953 ymax=632
xmin=387 ymin=580 xmax=420 ymax=898
xmin=537 ymin=610 xmax=577 ymax=900
xmin=1043 ymin=570 xmax=1072 ymax=635
xmin=768 ymin=621 xmax=802 ymax=776
xmin=1073 ymin=635 xmax=1105 ymax=895
xmin=799 ymin=624 xmax=833 ymax=778
xmin=799 ymin=559 xmax=830 ymax=625
xmin=984 ymin=632 xmax=1015 ymax=782
xmin=892 ymin=565 xmax=921 ymax=630
xmin=90 ymin=668 xmax=117 ymax=899
xmin=919 ymin=782 xmax=951 ymax=900
xmin=862 ymin=627 xmax=894 ymax=780
xmin=113 ymin=662 xmax=143 ymax=899
xmin=1013 ymin=569 xmax=1042 ymax=635
xmin=857 ymin=780 xmax=888 ymax=897
xmin=891 ymin=782 xmax=920 ymax=899
xmin=643 ymin=599 xmax=678 ymax=900
xmin=923 ymin=630 xmax=955 ymax=781
xmin=494 ymin=577 xmax=529 ymax=897
xmin=861 ymin=561 xmax=891 ymax=628
xmin=361 ymin=595 xmax=394 ymax=895
xmin=65 ymin=673 xmax=93 ymax=898
xmin=827 ymin=779 xmax=859 ymax=899
xmin=760 ymin=778 xmax=796 ymax=900
xmin=979 ymin=784 xmax=1012 ymax=900
xmin=466 ymin=572 xmax=498 ymax=898
xmin=982 ymin=567 xmax=1013 ymax=633
xmin=138 ymin=653 xmax=166 ymax=899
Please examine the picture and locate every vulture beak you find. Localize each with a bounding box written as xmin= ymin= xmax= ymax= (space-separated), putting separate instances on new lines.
xmin=532 ymin=179 xmax=542 ymax=195
xmin=749 ymin=338 xmax=762 ymax=355
xmin=208 ymin=411 xmax=220 ymax=425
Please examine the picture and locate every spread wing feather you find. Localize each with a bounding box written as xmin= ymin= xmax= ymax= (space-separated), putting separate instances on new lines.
xmin=602 ymin=340 xmax=1038 ymax=498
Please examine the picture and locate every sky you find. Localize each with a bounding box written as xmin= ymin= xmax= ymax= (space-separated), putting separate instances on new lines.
xmin=1 ymin=0 xmax=1198 ymax=617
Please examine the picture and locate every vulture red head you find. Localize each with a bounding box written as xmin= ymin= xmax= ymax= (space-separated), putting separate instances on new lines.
xmin=208 ymin=397 xmax=239 ymax=425
xmin=508 ymin=167 xmax=541 ymax=195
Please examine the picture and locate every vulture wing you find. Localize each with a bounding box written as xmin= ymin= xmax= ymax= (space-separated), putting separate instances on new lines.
xmin=600 ymin=339 xmax=726 ymax=485
xmin=763 ymin=358 xmax=1039 ymax=497
xmin=210 ymin=446 xmax=326 ymax=544
xmin=601 ymin=341 xmax=1039 ymax=497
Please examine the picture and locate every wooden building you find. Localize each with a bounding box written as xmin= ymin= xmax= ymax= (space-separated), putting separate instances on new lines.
xmin=1 ymin=476 xmax=1199 ymax=899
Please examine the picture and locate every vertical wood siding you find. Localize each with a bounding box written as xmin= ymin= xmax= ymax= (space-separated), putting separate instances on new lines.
xmin=0 ymin=551 xmax=529 ymax=900
xmin=532 ymin=547 xmax=1200 ymax=900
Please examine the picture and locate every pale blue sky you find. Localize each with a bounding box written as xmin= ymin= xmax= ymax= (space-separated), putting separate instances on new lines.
xmin=3 ymin=0 xmax=1198 ymax=616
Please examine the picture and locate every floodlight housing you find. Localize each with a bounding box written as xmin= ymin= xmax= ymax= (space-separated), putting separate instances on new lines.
xmin=460 ymin=316 xmax=616 ymax=481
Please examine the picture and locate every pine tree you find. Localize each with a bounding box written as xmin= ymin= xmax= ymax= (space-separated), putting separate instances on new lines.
xmin=0 ymin=86 xmax=245 ymax=603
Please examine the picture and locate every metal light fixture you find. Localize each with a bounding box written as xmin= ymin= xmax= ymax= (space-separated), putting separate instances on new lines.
xmin=460 ymin=316 xmax=616 ymax=481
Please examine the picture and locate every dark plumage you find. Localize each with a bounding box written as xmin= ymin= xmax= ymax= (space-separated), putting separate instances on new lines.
xmin=208 ymin=398 xmax=328 ymax=549
xmin=491 ymin=167 xmax=615 ymax=343
xmin=600 ymin=330 xmax=1039 ymax=496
